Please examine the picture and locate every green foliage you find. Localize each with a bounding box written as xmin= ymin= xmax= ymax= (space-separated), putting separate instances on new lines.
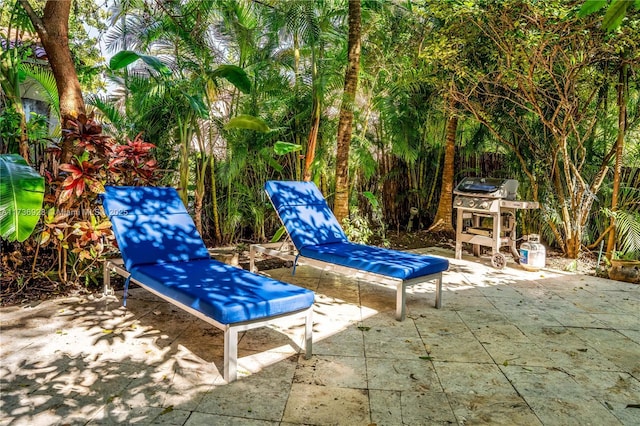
xmin=269 ymin=225 xmax=287 ymax=243
xmin=611 ymin=209 xmax=640 ymax=258
xmin=579 ymin=0 xmax=640 ymax=30
xmin=0 ymin=107 xmax=49 ymax=156
xmin=0 ymin=107 xmax=24 ymax=153
xmin=109 ymin=50 xmax=172 ymax=76
xmin=89 ymin=0 xmax=640 ymax=259
xmin=0 ymin=154 xmax=45 ymax=242
xmin=343 ymin=191 xmax=387 ymax=245
xmin=342 ymin=206 xmax=374 ymax=244
xmin=225 ymin=115 xmax=271 ymax=132
xmin=209 ymin=65 xmax=251 ymax=94
xmin=19 ymin=63 xmax=60 ymax=120
xmin=273 ymin=141 xmax=302 ymax=155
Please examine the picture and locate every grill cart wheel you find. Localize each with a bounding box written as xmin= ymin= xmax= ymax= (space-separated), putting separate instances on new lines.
xmin=491 ymin=253 xmax=507 ymax=269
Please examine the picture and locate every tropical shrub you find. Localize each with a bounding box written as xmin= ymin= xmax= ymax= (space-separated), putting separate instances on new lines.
xmin=37 ymin=114 xmax=158 ymax=284
xmin=0 ymin=154 xmax=45 ymax=242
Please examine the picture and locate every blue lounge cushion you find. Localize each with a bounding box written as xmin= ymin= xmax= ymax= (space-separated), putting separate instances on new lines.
xmin=102 ymin=186 xmax=210 ymax=270
xmin=300 ymin=242 xmax=449 ymax=280
xmin=276 ymin=205 xmax=348 ymax=249
xmin=265 ymin=180 xmax=449 ymax=279
xmin=102 ymin=185 xmax=315 ymax=324
xmin=131 ymin=259 xmax=315 ymax=324
xmin=265 ymin=181 xmax=347 ymax=249
xmin=266 ymin=180 xmax=327 ymax=207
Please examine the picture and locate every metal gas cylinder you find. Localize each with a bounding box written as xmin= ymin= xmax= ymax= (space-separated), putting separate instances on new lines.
xmin=520 ymin=234 xmax=546 ymax=271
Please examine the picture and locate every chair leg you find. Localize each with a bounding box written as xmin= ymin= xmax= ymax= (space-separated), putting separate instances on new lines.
xmin=249 ymin=245 xmax=257 ymax=273
xmin=224 ymin=327 xmax=239 ymax=382
xmin=435 ymin=274 xmax=442 ymax=309
xmin=103 ymin=261 xmax=113 ymax=297
xmin=396 ymin=281 xmax=406 ymax=321
xmin=304 ymin=308 xmax=313 ymax=359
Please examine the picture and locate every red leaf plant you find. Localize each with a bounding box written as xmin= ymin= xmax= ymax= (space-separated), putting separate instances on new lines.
xmin=58 ymin=153 xmax=105 ymax=205
xmin=109 ymin=133 xmax=159 ymax=185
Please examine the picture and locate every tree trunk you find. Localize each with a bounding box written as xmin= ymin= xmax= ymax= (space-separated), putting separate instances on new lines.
xmin=606 ymin=63 xmax=628 ymax=259
xmin=333 ymin=0 xmax=361 ymax=225
xmin=428 ymin=98 xmax=457 ymax=237
xmin=303 ymin=94 xmax=321 ymax=181
xmin=566 ymin=229 xmax=581 ymax=259
xmin=19 ymin=0 xmax=86 ymax=163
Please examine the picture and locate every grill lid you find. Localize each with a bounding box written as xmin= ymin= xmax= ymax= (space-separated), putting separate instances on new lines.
xmin=454 ymin=177 xmax=519 ymax=200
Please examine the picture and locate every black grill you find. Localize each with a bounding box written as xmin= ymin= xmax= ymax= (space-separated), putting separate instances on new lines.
xmin=453 ymin=177 xmax=539 ymax=269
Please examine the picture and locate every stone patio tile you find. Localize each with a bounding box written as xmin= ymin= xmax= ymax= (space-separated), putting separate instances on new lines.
xmin=360 ymin=316 xmax=426 ymax=359
xmin=363 ymin=335 xmax=427 ymax=360
xmin=470 ymin=323 xmax=531 ymax=343
xmin=357 ymin=283 xmax=400 ymax=317
xmin=367 ymin=389 xmax=402 ymax=424
xmin=185 ymin=412 xmax=278 ymax=425
xmin=434 ymin=362 xmax=516 ymax=396
xmin=281 ymin=383 xmax=370 ymax=425
xmin=112 ymin=354 xmax=215 ymax=412
xmin=619 ymin=328 xmax=640 ymax=344
xmin=155 ymin=367 xmax=215 ymax=410
xmin=501 ymin=365 xmax=593 ymax=401
xmin=366 ymin=357 xmax=441 ymax=392
xmin=312 ymin=292 xmax=364 ymax=325
xmin=421 ymin=330 xmax=494 ymax=364
xmin=524 ymin=396 xmax=622 ymax=425
xmin=3 ymin=355 xmax=144 ymax=423
xmin=316 ymin=277 xmax=361 ymax=306
xmin=263 ymin=273 xmax=320 ymax=292
xmin=591 ymin=313 xmax=640 ymax=330
xmin=293 ymin=354 xmax=367 ymax=388
xmin=0 ymin=393 xmax=103 ymax=426
xmin=456 ymin=309 xmax=510 ymax=326
xmin=276 ymin=265 xmax=327 ymax=283
xmin=501 ymin=310 xmax=567 ymax=328
xmin=446 ymin=393 xmax=541 ymax=425
xmin=413 ymin=308 xmax=469 ymax=329
xmin=312 ymin=324 xmax=365 ymax=357
xmin=195 ymin=358 xmax=296 ymax=421
xmin=235 ymin=323 xmax=307 ymax=355
xmin=482 ymin=340 xmax=557 ymax=367
xmin=571 ymin=370 xmax=640 ymax=425
xmin=569 ymin=328 xmax=640 ymax=373
xmin=545 ymin=309 xmax=610 ymax=328
xmin=437 ymin=292 xmax=496 ymax=310
xmin=361 ymin=312 xmax=422 ymax=333
xmin=513 ymin=324 xmax=625 ymax=372
xmin=369 ymin=389 xmax=457 ymax=425
xmin=88 ymin=405 xmax=192 ymax=425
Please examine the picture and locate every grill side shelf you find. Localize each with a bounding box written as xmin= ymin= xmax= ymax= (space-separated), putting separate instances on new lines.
xmin=499 ymin=200 xmax=539 ymax=209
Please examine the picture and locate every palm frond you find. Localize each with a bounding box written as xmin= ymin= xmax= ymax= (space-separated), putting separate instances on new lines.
xmin=18 ymin=63 xmax=59 ymax=119
xmin=614 ymin=209 xmax=640 ymax=257
xmin=86 ymin=94 xmax=125 ymax=128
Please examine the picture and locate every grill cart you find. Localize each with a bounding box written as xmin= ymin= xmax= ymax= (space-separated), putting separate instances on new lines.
xmin=453 ymin=177 xmax=539 ymax=269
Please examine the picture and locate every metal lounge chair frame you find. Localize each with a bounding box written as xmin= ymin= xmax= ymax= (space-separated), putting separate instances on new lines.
xmin=249 ymin=181 xmax=449 ymax=321
xmin=102 ymin=186 xmax=314 ymax=382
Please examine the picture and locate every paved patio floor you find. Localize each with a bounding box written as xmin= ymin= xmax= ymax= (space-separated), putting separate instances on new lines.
xmin=1 ymin=248 xmax=639 ymax=425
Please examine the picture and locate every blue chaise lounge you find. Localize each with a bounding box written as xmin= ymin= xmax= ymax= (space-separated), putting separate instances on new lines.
xmin=102 ymin=186 xmax=315 ymax=382
xmin=249 ymin=180 xmax=449 ymax=321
